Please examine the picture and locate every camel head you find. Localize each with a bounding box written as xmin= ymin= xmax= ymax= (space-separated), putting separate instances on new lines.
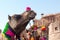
xmin=8 ymin=10 xmax=36 ymax=35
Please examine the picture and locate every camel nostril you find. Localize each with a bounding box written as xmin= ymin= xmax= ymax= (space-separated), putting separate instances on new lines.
xmin=34 ymin=13 xmax=36 ymax=16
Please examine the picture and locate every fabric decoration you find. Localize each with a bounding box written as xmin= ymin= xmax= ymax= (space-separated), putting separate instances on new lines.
xmin=2 ymin=22 xmax=15 ymax=40
xmin=41 ymin=25 xmax=46 ymax=31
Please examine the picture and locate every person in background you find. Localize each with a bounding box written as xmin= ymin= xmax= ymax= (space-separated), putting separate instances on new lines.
xmin=39 ymin=36 xmax=46 ymax=40
xmin=30 ymin=35 xmax=34 ymax=40
xmin=0 ymin=29 xmax=3 ymax=40
xmin=20 ymin=34 xmax=26 ymax=40
xmin=26 ymin=30 xmax=31 ymax=40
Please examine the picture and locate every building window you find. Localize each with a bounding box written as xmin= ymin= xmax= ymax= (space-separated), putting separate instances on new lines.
xmin=55 ymin=27 xmax=58 ymax=30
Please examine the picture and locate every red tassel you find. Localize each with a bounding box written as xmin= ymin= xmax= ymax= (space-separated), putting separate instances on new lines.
xmin=26 ymin=7 xmax=31 ymax=11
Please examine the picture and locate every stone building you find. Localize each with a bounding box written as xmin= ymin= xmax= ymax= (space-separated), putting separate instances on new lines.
xmin=33 ymin=13 xmax=60 ymax=40
xmin=48 ymin=21 xmax=60 ymax=40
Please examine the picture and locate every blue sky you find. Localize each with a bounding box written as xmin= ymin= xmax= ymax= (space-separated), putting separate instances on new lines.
xmin=0 ymin=0 xmax=60 ymax=31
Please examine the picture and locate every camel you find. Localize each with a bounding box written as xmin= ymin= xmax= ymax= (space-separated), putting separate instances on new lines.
xmin=2 ymin=7 xmax=36 ymax=40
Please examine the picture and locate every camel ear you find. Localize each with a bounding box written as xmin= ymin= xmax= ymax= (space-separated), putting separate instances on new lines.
xmin=8 ymin=15 xmax=11 ymax=20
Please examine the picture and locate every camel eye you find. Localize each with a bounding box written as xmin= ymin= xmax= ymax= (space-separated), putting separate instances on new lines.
xmin=14 ymin=15 xmax=21 ymax=20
